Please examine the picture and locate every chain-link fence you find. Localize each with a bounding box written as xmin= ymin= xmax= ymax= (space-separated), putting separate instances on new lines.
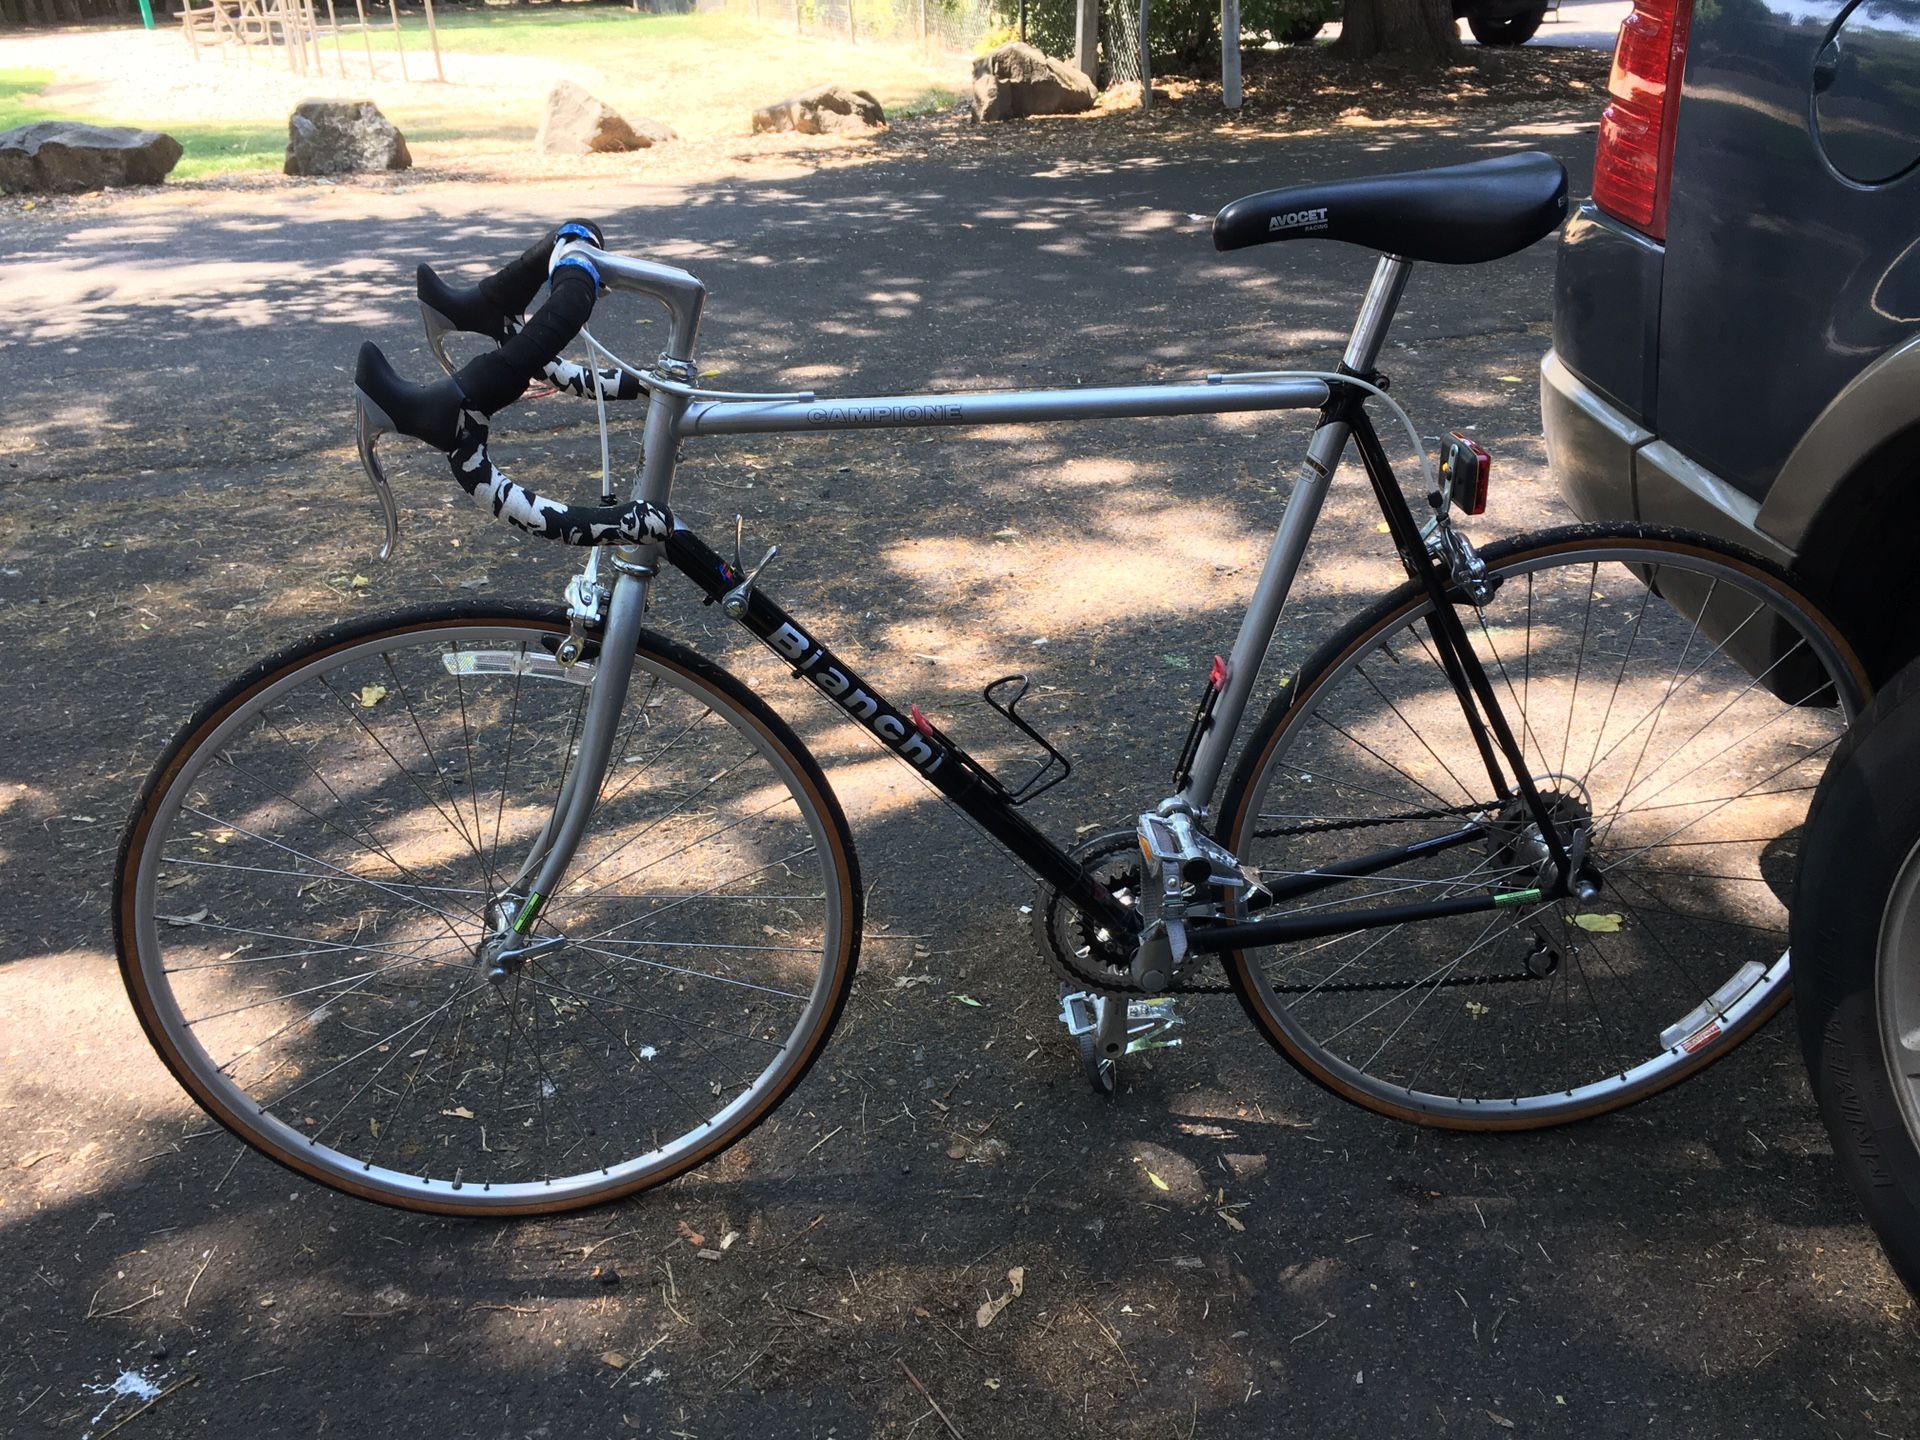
xmin=1101 ymin=0 xmax=1145 ymax=91
xmin=731 ymin=0 xmax=999 ymax=53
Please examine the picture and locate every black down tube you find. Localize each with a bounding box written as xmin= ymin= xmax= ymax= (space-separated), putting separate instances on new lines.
xmin=661 ymin=525 xmax=1140 ymax=941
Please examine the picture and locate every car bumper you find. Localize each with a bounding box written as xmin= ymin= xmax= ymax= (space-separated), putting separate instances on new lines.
xmin=1541 ymin=350 xmax=1827 ymax=697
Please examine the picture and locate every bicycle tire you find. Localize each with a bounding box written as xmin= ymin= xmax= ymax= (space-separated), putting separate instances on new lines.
xmin=115 ymin=603 xmax=862 ymax=1215
xmin=1217 ymin=524 xmax=1867 ymax=1130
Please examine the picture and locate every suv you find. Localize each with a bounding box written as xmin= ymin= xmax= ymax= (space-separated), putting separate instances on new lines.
xmin=1541 ymin=0 xmax=1920 ymax=683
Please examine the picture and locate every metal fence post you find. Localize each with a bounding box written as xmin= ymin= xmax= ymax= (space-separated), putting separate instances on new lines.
xmin=1074 ymin=0 xmax=1097 ymax=83
xmin=1139 ymin=0 xmax=1150 ymax=107
xmin=1220 ymin=0 xmax=1240 ymax=109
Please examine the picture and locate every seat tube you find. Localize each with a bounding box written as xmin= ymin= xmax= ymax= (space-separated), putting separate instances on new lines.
xmin=1174 ymin=255 xmax=1413 ymax=815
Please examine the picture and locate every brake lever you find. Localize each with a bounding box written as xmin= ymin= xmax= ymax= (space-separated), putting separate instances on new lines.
xmin=354 ymin=389 xmax=401 ymax=562
xmin=419 ymin=297 xmax=462 ymax=378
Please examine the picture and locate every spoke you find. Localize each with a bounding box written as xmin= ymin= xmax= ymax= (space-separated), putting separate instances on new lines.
xmin=262 ymin=979 xmax=485 ymax=1111
xmin=182 ymin=805 xmax=475 ymax=943
xmin=556 ymin=936 xmax=809 ymax=999
xmin=1353 ymin=663 xmax=1480 ymax=805
xmin=565 ymin=785 xmax=794 ymax=902
xmin=165 ymin=931 xmax=452 ymax=973
xmin=187 ymin=949 xmax=466 ymax=1025
xmin=1309 ymin=712 xmax=1459 ymax=811
xmin=317 ymin=670 xmax=494 ymax=886
xmin=524 ymin=974 xmax=790 ymax=1048
xmin=1595 ymin=638 xmax=1819 ymax=833
xmin=384 ymin=649 xmax=492 ymax=882
xmin=1557 ymin=562 xmax=1600 ymax=779
xmin=579 ymin=847 xmax=822 ymax=947
xmin=1600 ymin=734 xmax=1839 ymax=875
xmin=1580 ymin=579 xmax=1655 ymax=793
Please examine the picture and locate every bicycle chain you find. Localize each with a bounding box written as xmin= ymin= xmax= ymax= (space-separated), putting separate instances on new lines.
xmin=1252 ymin=799 xmax=1494 ymax=840
xmin=1047 ymin=803 xmax=1542 ymax=997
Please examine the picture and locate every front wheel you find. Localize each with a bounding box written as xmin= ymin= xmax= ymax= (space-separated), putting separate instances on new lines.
xmin=115 ymin=604 xmax=862 ymax=1215
xmin=1218 ymin=525 xmax=1866 ymax=1129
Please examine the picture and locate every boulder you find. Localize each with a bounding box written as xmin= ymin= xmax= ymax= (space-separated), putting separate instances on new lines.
xmin=751 ymin=84 xmax=886 ymax=136
xmin=534 ymin=81 xmax=675 ymax=157
xmin=970 ymin=42 xmax=1098 ymax=122
xmin=0 ymin=122 xmax=182 ymax=194
xmin=284 ymin=100 xmax=410 ymax=177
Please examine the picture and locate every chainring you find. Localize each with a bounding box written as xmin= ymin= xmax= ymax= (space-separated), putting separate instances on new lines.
xmin=1035 ymin=830 xmax=1234 ymax=995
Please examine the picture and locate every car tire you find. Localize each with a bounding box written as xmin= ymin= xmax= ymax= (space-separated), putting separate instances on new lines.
xmin=1468 ymin=6 xmax=1547 ymax=44
xmin=1794 ymin=657 xmax=1920 ymax=1297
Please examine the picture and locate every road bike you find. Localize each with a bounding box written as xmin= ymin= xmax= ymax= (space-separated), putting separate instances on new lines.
xmin=114 ymin=152 xmax=1868 ymax=1214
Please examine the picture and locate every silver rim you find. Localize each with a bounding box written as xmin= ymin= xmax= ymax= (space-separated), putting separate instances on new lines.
xmin=1876 ymin=834 xmax=1920 ymax=1151
xmin=129 ymin=619 xmax=850 ymax=1211
xmin=1231 ymin=540 xmax=1860 ymax=1124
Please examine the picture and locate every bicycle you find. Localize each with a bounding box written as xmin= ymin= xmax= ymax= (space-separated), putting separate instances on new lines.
xmin=114 ymin=152 xmax=1869 ymax=1215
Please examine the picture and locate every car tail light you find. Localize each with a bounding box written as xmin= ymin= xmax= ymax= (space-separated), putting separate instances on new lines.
xmin=1592 ymin=0 xmax=1693 ymax=239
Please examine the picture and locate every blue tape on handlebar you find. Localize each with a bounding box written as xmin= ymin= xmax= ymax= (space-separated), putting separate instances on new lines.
xmin=552 ymin=254 xmax=603 ymax=291
xmin=555 ymin=222 xmax=598 ymax=246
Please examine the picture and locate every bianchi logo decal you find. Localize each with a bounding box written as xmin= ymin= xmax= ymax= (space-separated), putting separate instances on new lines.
xmin=1268 ymin=206 xmax=1330 ymax=234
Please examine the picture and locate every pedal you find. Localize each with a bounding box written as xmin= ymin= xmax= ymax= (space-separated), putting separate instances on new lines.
xmin=1131 ymin=810 xmax=1253 ymax=991
xmin=1057 ymin=988 xmax=1100 ymax=1037
xmin=1123 ymin=995 xmax=1185 ymax=1053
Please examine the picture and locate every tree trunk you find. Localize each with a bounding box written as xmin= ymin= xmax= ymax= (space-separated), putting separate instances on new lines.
xmin=1337 ymin=0 xmax=1461 ymax=62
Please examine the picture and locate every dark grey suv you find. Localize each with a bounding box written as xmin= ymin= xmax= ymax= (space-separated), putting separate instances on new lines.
xmin=1542 ymin=0 xmax=1920 ymax=681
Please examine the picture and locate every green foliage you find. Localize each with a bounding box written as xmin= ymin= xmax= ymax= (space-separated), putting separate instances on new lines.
xmin=996 ymin=0 xmax=1337 ymax=66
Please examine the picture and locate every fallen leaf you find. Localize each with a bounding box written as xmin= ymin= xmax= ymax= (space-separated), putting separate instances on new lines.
xmin=1218 ymin=1209 xmax=1246 ymax=1233
xmin=351 ymin=574 xmax=371 ymax=589
xmin=1466 ymin=1000 xmax=1490 ymax=1018
xmin=1571 ymin=912 xmax=1624 ymax=933
xmin=357 ymin=683 xmax=388 ymax=709
xmin=892 ymin=975 xmax=936 ymax=989
xmin=162 ymin=907 xmax=209 ymax=928
xmin=441 ymin=1106 xmax=475 ymax=1120
xmin=975 ymin=1266 xmax=1025 ymax=1328
xmin=984 ymin=1378 xmax=1001 ymax=1390
xmin=1487 ymin=1411 xmax=1515 ymax=1429
xmin=675 ymin=1220 xmax=705 ymax=1247
xmin=719 ymin=1231 xmax=739 ymax=1251
xmin=1146 ymin=1171 xmax=1170 ymax=1192
xmin=601 ymin=1351 xmax=628 ymax=1370
xmin=952 ymin=994 xmax=983 ymax=1007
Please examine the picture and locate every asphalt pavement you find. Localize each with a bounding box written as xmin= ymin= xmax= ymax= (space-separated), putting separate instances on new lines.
xmin=1 ymin=111 xmax=1913 ymax=1439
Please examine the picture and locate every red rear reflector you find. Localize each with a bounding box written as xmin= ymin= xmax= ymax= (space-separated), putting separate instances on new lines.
xmin=1441 ymin=433 xmax=1492 ymax=515
xmin=1209 ymin=655 xmax=1229 ymax=690
xmin=1592 ymin=0 xmax=1692 ymax=239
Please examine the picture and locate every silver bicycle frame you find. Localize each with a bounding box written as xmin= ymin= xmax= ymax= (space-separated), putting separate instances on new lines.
xmin=517 ymin=248 xmax=1412 ymax=912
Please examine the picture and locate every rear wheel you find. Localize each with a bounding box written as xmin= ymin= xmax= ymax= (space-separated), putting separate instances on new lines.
xmin=1218 ymin=526 xmax=1865 ymax=1129
xmin=115 ymin=604 xmax=861 ymax=1214
xmin=1468 ymin=6 xmax=1547 ymax=44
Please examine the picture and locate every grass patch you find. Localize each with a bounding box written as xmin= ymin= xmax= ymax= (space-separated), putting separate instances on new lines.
xmin=2 ymin=65 xmax=281 ymax=178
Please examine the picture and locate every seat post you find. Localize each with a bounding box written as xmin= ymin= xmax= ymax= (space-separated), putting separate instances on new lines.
xmin=1341 ymin=255 xmax=1412 ymax=375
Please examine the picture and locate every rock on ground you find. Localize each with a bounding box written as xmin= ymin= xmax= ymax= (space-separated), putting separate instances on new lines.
xmin=284 ymin=99 xmax=411 ymax=177
xmin=0 ymin=122 xmax=182 ymax=194
xmin=971 ymin=42 xmax=1098 ymax=122
xmin=750 ymin=84 xmax=886 ymax=136
xmin=534 ymin=81 xmax=676 ymax=157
